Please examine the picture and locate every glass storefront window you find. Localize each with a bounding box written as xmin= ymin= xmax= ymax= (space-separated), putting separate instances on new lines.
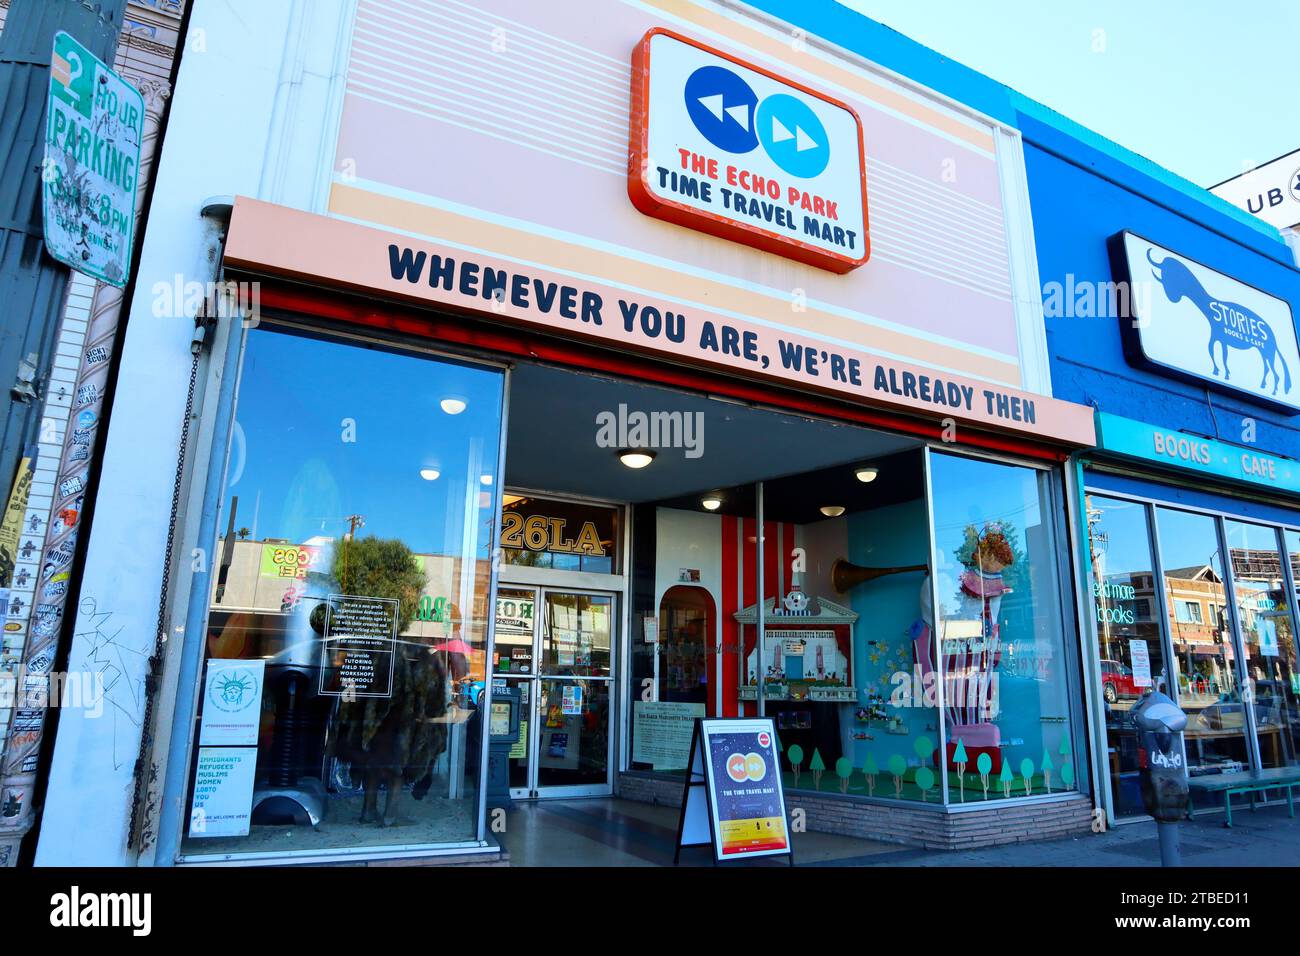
xmin=1156 ymin=507 xmax=1248 ymax=786
xmin=1280 ymin=531 xmax=1300 ymax=767
xmin=501 ymin=362 xmax=1081 ymax=809
xmin=1083 ymin=494 xmax=1166 ymax=817
xmin=1226 ymin=521 xmax=1298 ymax=768
xmin=750 ymin=456 xmax=937 ymax=803
xmin=181 ymin=328 xmax=504 ymax=857
xmin=928 ymin=452 xmax=1078 ymax=800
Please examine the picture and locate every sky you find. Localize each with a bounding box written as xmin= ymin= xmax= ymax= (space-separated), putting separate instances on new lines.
xmin=229 ymin=330 xmax=503 ymax=556
xmin=837 ymin=0 xmax=1299 ymax=188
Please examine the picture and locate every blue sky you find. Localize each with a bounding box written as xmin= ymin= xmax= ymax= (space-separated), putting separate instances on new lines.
xmin=228 ymin=330 xmax=503 ymax=556
xmin=839 ymin=0 xmax=1299 ymax=187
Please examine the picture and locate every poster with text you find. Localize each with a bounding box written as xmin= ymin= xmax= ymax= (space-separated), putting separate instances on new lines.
xmin=318 ymin=593 xmax=398 ymax=698
xmin=634 ymin=700 xmax=705 ymax=770
xmin=1128 ymin=639 xmax=1153 ymax=688
xmin=700 ymin=717 xmax=789 ymax=859
xmin=189 ymin=747 xmax=258 ymax=838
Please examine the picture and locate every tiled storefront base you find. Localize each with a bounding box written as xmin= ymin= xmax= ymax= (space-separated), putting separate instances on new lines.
xmin=618 ymin=772 xmax=1095 ymax=850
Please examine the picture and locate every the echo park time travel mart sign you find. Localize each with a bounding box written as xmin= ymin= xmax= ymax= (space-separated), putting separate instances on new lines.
xmin=628 ymin=29 xmax=869 ymax=274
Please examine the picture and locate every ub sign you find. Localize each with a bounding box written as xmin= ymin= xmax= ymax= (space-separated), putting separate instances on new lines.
xmin=629 ymin=29 xmax=869 ymax=273
xmin=1111 ymin=232 xmax=1300 ymax=414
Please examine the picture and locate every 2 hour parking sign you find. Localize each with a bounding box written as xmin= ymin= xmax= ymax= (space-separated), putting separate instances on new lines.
xmin=629 ymin=29 xmax=869 ymax=273
xmin=42 ymin=31 xmax=143 ymax=287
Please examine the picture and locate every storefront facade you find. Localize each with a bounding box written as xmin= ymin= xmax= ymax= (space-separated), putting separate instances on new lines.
xmin=33 ymin=0 xmax=1119 ymax=865
xmin=1023 ymin=115 xmax=1300 ymax=826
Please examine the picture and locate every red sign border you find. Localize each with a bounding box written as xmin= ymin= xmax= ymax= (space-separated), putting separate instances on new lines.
xmin=628 ymin=27 xmax=871 ymax=275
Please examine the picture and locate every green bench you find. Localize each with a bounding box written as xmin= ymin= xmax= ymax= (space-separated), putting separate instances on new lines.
xmin=1186 ymin=767 xmax=1300 ymax=827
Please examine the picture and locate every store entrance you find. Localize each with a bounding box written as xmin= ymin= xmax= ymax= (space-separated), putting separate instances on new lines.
xmin=493 ymin=585 xmax=616 ymax=798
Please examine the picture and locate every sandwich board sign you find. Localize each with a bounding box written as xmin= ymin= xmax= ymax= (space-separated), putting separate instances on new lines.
xmin=42 ymin=30 xmax=144 ymax=288
xmin=673 ymin=716 xmax=792 ymax=864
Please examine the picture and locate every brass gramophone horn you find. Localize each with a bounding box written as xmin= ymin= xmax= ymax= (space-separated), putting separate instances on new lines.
xmin=831 ymin=559 xmax=928 ymax=594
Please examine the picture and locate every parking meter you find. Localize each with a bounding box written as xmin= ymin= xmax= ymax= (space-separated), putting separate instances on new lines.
xmin=1132 ymin=690 xmax=1188 ymax=819
xmin=1131 ymin=690 xmax=1188 ymax=866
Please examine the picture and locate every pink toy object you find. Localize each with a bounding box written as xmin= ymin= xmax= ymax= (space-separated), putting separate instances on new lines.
xmin=912 ymin=523 xmax=1017 ymax=773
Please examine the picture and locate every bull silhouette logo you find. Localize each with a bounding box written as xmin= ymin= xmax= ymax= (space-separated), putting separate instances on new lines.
xmin=1147 ymin=248 xmax=1292 ymax=397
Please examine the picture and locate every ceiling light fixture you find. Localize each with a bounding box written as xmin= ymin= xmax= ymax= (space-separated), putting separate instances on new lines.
xmin=854 ymin=466 xmax=879 ymax=483
xmin=701 ymin=494 xmax=723 ymax=511
xmin=618 ymin=449 xmax=656 ymax=469
xmin=819 ymin=505 xmax=846 ymax=517
xmin=480 ymin=474 xmax=493 ymax=486
xmin=440 ymin=397 xmax=467 ymax=415
xmin=420 ymin=468 xmax=441 ymax=481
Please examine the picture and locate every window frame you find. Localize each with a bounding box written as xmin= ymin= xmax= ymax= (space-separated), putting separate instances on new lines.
xmin=169 ymin=319 xmax=512 ymax=865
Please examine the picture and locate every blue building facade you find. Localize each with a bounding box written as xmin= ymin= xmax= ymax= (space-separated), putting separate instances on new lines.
xmin=1024 ymin=115 xmax=1300 ymax=823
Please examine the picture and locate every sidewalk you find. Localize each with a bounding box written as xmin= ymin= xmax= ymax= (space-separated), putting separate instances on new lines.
xmin=498 ymin=797 xmax=1300 ymax=867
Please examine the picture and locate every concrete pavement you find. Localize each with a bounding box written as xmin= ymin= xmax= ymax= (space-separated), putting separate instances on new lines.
xmin=497 ymin=797 xmax=1300 ymax=867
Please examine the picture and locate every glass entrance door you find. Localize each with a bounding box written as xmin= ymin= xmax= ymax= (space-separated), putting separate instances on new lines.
xmin=493 ymin=587 xmax=615 ymax=798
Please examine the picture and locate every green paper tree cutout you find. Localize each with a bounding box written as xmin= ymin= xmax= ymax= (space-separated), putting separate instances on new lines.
xmin=976 ymin=752 xmax=992 ymax=799
xmin=911 ymin=737 xmax=933 ymax=801
xmin=810 ymin=748 xmax=826 ymax=789
xmin=888 ymin=754 xmax=907 ymax=798
xmin=1041 ymin=749 xmax=1054 ymax=793
xmin=953 ymin=738 xmax=969 ymax=803
xmin=915 ymin=766 xmax=935 ymax=802
xmin=863 ymin=752 xmax=879 ymax=796
xmin=913 ymin=736 xmax=933 ymax=761
xmin=998 ymin=758 xmax=1013 ymax=798
xmin=836 ymin=757 xmax=853 ymax=793
xmin=1020 ymin=757 xmax=1035 ymax=797
xmin=788 ymin=744 xmax=804 ymax=787
xmin=1057 ymin=740 xmax=1072 ymax=789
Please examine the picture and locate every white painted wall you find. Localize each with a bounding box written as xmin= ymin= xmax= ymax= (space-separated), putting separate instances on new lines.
xmin=653 ymin=507 xmax=723 ymax=632
xmin=797 ymin=517 xmax=848 ymax=600
xmin=36 ymin=0 xmax=355 ymax=866
xmin=652 ymin=508 xmax=723 ymax=708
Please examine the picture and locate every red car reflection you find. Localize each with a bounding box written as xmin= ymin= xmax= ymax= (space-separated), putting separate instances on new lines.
xmin=1100 ymin=659 xmax=1142 ymax=703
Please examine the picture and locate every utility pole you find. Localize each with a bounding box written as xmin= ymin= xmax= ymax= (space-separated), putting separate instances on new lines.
xmin=1086 ymin=501 xmax=1112 ymax=661
xmin=341 ymin=514 xmax=365 ymax=590
xmin=0 ymin=0 xmax=129 ymax=552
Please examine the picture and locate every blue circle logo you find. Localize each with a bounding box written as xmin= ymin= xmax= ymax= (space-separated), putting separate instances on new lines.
xmin=756 ymin=94 xmax=830 ymax=179
xmin=684 ymin=65 xmax=758 ymax=154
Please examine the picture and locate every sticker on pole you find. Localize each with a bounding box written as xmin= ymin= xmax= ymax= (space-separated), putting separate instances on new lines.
xmin=629 ymin=29 xmax=869 ymax=273
xmin=42 ymin=31 xmax=144 ymax=288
